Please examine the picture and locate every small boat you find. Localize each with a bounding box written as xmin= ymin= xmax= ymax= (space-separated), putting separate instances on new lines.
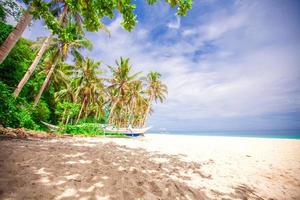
xmin=41 ymin=121 xmax=150 ymax=137
xmin=103 ymin=126 xmax=151 ymax=137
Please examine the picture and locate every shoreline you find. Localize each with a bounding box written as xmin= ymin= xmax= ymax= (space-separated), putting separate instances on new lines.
xmin=147 ymin=132 xmax=300 ymax=140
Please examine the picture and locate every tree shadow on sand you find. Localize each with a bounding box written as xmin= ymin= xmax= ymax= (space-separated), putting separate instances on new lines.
xmin=0 ymin=138 xmax=265 ymax=200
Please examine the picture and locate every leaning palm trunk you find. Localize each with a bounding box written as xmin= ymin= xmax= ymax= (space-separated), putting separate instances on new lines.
xmin=0 ymin=6 xmax=33 ymax=64
xmin=128 ymin=100 xmax=135 ymax=126
xmin=76 ymin=95 xmax=87 ymax=124
xmin=14 ymin=35 xmax=53 ymax=97
xmin=61 ymin=107 xmax=67 ymax=124
xmin=65 ymin=115 xmax=70 ymax=125
xmin=33 ymin=52 xmax=61 ymax=106
xmin=141 ymin=95 xmax=153 ymax=127
xmin=107 ymin=100 xmax=118 ymax=125
xmin=13 ymin=5 xmax=68 ymax=98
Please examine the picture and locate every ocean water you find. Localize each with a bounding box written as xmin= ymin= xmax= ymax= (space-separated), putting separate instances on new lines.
xmin=150 ymin=130 xmax=300 ymax=140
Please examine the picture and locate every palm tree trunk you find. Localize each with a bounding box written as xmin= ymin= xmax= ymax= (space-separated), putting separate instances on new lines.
xmin=0 ymin=5 xmax=33 ymax=64
xmin=13 ymin=5 xmax=68 ymax=98
xmin=107 ymin=100 xmax=118 ymax=124
xmin=129 ymin=99 xmax=136 ymax=127
xmin=61 ymin=108 xmax=67 ymax=123
xmin=76 ymin=95 xmax=87 ymax=124
xmin=33 ymin=52 xmax=60 ymax=106
xmin=13 ymin=35 xmax=52 ymax=97
xmin=141 ymin=95 xmax=153 ymax=127
xmin=65 ymin=115 xmax=70 ymax=125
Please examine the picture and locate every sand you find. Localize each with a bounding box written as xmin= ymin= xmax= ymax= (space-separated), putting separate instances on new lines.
xmin=0 ymin=134 xmax=300 ymax=200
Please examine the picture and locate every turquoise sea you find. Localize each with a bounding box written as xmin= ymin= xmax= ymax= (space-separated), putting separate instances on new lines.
xmin=151 ymin=130 xmax=300 ymax=140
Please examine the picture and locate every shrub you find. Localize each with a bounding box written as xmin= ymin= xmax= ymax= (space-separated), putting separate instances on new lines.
xmin=32 ymin=100 xmax=50 ymax=123
xmin=16 ymin=105 xmax=38 ymax=130
xmin=0 ymin=81 xmax=39 ymax=129
xmin=60 ymin=123 xmax=104 ymax=136
xmin=0 ymin=81 xmax=18 ymax=127
xmin=0 ymin=22 xmax=12 ymax=43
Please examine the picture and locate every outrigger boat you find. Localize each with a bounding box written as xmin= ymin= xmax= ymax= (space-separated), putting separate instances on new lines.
xmin=41 ymin=121 xmax=151 ymax=137
xmin=102 ymin=125 xmax=151 ymax=137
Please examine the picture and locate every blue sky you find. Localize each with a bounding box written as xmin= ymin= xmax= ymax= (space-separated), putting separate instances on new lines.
xmin=20 ymin=0 xmax=300 ymax=132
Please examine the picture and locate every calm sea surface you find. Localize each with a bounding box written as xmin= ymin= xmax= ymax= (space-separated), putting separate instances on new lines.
xmin=150 ymin=130 xmax=300 ymax=139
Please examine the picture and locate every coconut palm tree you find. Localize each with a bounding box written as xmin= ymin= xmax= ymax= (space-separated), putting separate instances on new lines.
xmin=126 ymin=80 xmax=145 ymax=127
xmin=141 ymin=71 xmax=167 ymax=127
xmin=0 ymin=4 xmax=33 ymax=64
xmin=0 ymin=0 xmax=72 ymax=66
xmin=54 ymin=70 xmax=79 ymax=125
xmin=106 ymin=57 xmax=141 ymax=125
xmin=13 ymin=3 xmax=70 ymax=97
xmin=33 ymin=23 xmax=92 ymax=106
xmin=2 ymin=0 xmax=192 ymax=66
xmin=74 ymin=57 xmax=105 ymax=123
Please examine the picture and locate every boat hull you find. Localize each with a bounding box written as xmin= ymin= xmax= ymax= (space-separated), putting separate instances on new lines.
xmin=104 ymin=127 xmax=151 ymax=136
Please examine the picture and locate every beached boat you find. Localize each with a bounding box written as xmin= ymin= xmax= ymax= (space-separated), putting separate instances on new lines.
xmin=103 ymin=126 xmax=151 ymax=137
xmin=41 ymin=121 xmax=150 ymax=136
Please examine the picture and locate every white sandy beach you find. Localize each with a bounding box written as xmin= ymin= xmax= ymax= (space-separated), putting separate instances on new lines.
xmin=0 ymin=134 xmax=300 ymax=199
xmin=102 ymin=134 xmax=300 ymax=199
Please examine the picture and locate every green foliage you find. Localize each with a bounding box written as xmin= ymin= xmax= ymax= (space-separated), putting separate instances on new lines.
xmin=16 ymin=104 xmax=39 ymax=130
xmin=59 ymin=123 xmax=126 ymax=137
xmin=30 ymin=0 xmax=192 ymax=39
xmin=0 ymin=81 xmax=38 ymax=129
xmin=0 ymin=21 xmax=12 ymax=43
xmin=0 ymin=4 xmax=5 ymax=22
xmin=60 ymin=123 xmax=104 ymax=136
xmin=0 ymin=3 xmax=172 ymax=132
xmin=0 ymin=81 xmax=19 ymax=127
xmin=0 ymin=22 xmax=34 ymax=87
xmin=55 ymin=101 xmax=80 ymax=122
xmin=32 ymin=100 xmax=50 ymax=122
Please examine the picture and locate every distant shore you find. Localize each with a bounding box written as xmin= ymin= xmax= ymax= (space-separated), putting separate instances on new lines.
xmin=0 ymin=134 xmax=299 ymax=199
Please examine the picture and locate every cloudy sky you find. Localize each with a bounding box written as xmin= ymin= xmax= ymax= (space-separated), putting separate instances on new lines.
xmin=22 ymin=0 xmax=300 ymax=132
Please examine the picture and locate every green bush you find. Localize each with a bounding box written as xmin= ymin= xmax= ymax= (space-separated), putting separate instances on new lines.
xmin=0 ymin=22 xmax=12 ymax=43
xmin=0 ymin=81 xmax=39 ymax=129
xmin=0 ymin=22 xmax=34 ymax=89
xmin=58 ymin=123 xmax=126 ymax=137
xmin=55 ymin=101 xmax=80 ymax=124
xmin=60 ymin=123 xmax=104 ymax=136
xmin=0 ymin=5 xmax=5 ymax=22
xmin=0 ymin=81 xmax=19 ymax=127
xmin=32 ymin=100 xmax=50 ymax=122
xmin=16 ymin=105 xmax=38 ymax=130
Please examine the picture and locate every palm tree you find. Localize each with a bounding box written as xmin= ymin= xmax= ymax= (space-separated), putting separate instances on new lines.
xmin=141 ymin=71 xmax=167 ymax=127
xmin=54 ymin=76 xmax=77 ymax=104
xmin=0 ymin=5 xmax=33 ymax=64
xmin=54 ymin=70 xmax=79 ymax=125
xmin=106 ymin=57 xmax=141 ymax=125
xmin=0 ymin=0 xmax=73 ymax=67
xmin=51 ymin=62 xmax=74 ymax=90
xmin=13 ymin=4 xmax=69 ymax=97
xmin=33 ymin=24 xmax=92 ymax=106
xmin=74 ymin=57 xmax=105 ymax=123
xmin=126 ymin=80 xmax=145 ymax=127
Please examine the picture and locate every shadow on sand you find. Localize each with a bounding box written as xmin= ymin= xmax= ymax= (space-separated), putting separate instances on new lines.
xmin=0 ymin=137 xmax=264 ymax=200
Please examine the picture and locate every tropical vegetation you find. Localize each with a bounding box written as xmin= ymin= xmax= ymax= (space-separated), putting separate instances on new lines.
xmin=0 ymin=0 xmax=191 ymax=135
